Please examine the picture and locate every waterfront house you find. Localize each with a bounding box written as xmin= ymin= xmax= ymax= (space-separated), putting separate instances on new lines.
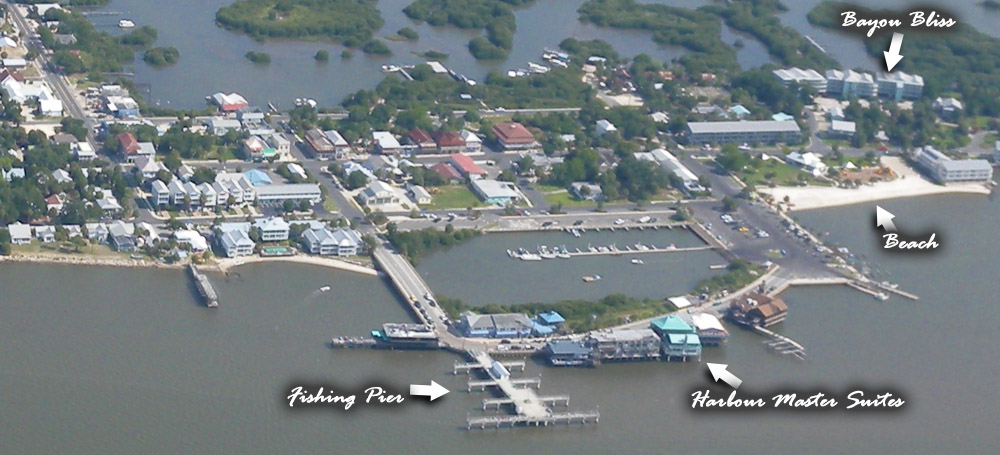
xmin=34 ymin=225 xmax=56 ymax=243
xmin=219 ymin=229 xmax=254 ymax=258
xmin=691 ymin=313 xmax=729 ymax=346
xmin=432 ymin=130 xmax=466 ymax=154
xmin=8 ymin=222 xmax=32 ymax=245
xmin=471 ymin=179 xmax=520 ymax=204
xmin=785 ymin=151 xmax=828 ymax=177
xmin=108 ymin=220 xmax=136 ymax=251
xmin=545 ymin=340 xmax=594 ymax=367
xmin=359 ymin=180 xmax=400 ymax=207
xmin=253 ymin=217 xmax=290 ymax=242
xmin=491 ymin=122 xmax=538 ymax=150
xmin=586 ymin=329 xmax=661 ymax=362
xmin=405 ymin=129 xmax=436 ymax=154
xmin=727 ymin=292 xmax=788 ymax=328
xmin=303 ymin=228 xmax=361 ymax=256
xmin=84 ymin=222 xmax=109 ymax=242
xmin=459 ymin=130 xmax=482 ymax=154
xmin=175 ymin=229 xmax=209 ymax=252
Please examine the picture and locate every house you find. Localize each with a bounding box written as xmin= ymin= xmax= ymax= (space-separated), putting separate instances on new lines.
xmin=105 ymin=95 xmax=139 ymax=118
xmin=405 ymin=129 xmax=436 ymax=154
xmin=133 ymin=156 xmax=166 ymax=179
xmin=85 ymin=222 xmax=109 ymax=242
xmin=198 ymin=183 xmax=217 ymax=208
xmin=218 ymin=229 xmax=254 ymax=258
xmin=933 ymin=97 xmax=963 ymax=120
xmin=373 ymin=131 xmax=402 ymax=154
xmin=470 ymin=179 xmax=521 ymax=204
xmin=174 ymin=229 xmax=208 ymax=252
xmin=265 ymin=133 xmax=290 ymax=158
xmin=286 ymin=163 xmax=308 ymax=181
xmin=118 ymin=132 xmax=139 ymax=162
xmin=431 ymin=130 xmax=465 ymax=154
xmin=206 ymin=117 xmax=241 ymax=136
xmin=107 ymin=220 xmax=136 ymax=251
xmin=650 ymin=111 xmax=670 ymax=123
xmin=491 ymin=122 xmax=538 ymax=150
xmin=303 ymin=228 xmax=362 ymax=256
xmin=449 ymin=154 xmax=486 ymax=180
xmin=1 ymin=167 xmax=25 ymax=180
xmin=177 ymin=164 xmax=195 ymax=182
xmin=51 ymin=169 xmax=72 ymax=184
xmin=408 ymin=185 xmax=432 ymax=205
xmin=64 ymin=224 xmax=83 ymax=239
xmin=96 ymin=189 xmax=123 ymax=213
xmin=430 ymin=162 xmax=463 ymax=183
xmin=253 ymin=217 xmax=290 ymax=242
xmin=34 ymin=225 xmax=56 ymax=243
xmin=828 ymin=106 xmax=845 ymax=121
xmin=215 ymin=172 xmax=256 ymax=204
xmin=729 ymin=105 xmax=751 ymax=118
xmin=150 ymin=180 xmax=170 ymax=207
xmin=596 ymin=119 xmax=617 ymax=136
xmin=324 ymin=130 xmax=351 ymax=158
xmin=7 ymin=222 xmax=32 ymax=245
xmin=305 ymin=128 xmax=336 ymax=157
xmin=211 ymin=92 xmax=249 ymax=112
xmin=459 ymin=130 xmax=482 ymax=154
xmin=828 ymin=120 xmax=857 ymax=138
xmin=244 ymin=136 xmax=275 ymax=162
xmin=569 ymin=182 xmax=603 ymax=201
xmin=73 ymin=142 xmax=96 ymax=160
xmin=785 ymin=151 xmax=828 ymax=177
xmin=38 ymin=98 xmax=63 ymax=117
xmin=358 ymin=180 xmax=400 ymax=207
xmin=45 ymin=194 xmax=64 ymax=213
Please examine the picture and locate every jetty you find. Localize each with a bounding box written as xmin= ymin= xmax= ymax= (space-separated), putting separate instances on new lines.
xmin=461 ymin=350 xmax=599 ymax=430
xmin=188 ymin=264 xmax=218 ymax=308
xmin=754 ymin=326 xmax=806 ymax=360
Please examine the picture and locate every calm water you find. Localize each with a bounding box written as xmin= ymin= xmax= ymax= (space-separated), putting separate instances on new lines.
xmin=3 ymin=192 xmax=1000 ymax=453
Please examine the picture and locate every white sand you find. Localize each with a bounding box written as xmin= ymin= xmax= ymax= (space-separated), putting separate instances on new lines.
xmin=760 ymin=157 xmax=992 ymax=211
xmin=215 ymin=255 xmax=378 ymax=276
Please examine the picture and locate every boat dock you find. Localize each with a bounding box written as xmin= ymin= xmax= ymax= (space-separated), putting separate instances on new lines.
xmin=805 ymin=35 xmax=828 ymax=55
xmin=330 ymin=336 xmax=377 ymax=348
xmin=463 ymin=350 xmax=599 ymax=430
xmin=188 ymin=264 xmax=218 ymax=308
xmin=753 ymin=326 xmax=806 ymax=360
xmin=454 ymin=359 xmax=525 ymax=374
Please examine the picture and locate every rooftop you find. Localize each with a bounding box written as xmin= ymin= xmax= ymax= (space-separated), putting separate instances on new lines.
xmin=688 ymin=120 xmax=800 ymax=134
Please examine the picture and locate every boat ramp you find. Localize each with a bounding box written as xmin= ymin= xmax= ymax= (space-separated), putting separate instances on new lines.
xmin=188 ymin=264 xmax=218 ymax=308
xmin=458 ymin=350 xmax=599 ymax=430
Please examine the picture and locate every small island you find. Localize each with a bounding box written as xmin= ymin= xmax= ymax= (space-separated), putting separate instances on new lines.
xmin=142 ymin=46 xmax=180 ymax=67
xmin=404 ymin=0 xmax=531 ymax=60
xmin=216 ymin=0 xmax=384 ymax=48
xmin=314 ymin=49 xmax=329 ymax=61
xmin=244 ymin=50 xmax=271 ymax=64
xmin=361 ymin=39 xmax=391 ymax=56
xmin=413 ymin=49 xmax=448 ymax=60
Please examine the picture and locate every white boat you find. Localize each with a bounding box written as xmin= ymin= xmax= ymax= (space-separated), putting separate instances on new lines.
xmin=118 ymin=19 xmax=135 ymax=28
xmin=507 ymin=249 xmax=515 ymax=258
xmin=571 ymin=228 xmax=581 ymax=238
xmin=520 ymin=253 xmax=542 ymax=261
xmin=556 ymin=246 xmax=571 ymax=259
xmin=319 ymin=286 xmax=331 ymax=292
xmin=582 ymin=275 xmax=602 ymax=282
xmin=539 ymin=246 xmax=557 ymax=259
xmin=630 ymin=258 xmax=644 ymax=265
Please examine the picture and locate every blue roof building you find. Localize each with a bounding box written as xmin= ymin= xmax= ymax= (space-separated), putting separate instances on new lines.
xmin=729 ymin=105 xmax=750 ymax=117
xmin=662 ymin=333 xmax=702 ymax=361
xmin=772 ymin=112 xmax=795 ymax=122
xmin=243 ymin=169 xmax=273 ymax=186
xmin=537 ymin=311 xmax=565 ymax=325
xmin=650 ymin=314 xmax=695 ymax=337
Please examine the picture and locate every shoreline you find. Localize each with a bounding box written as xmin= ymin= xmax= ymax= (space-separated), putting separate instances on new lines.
xmin=0 ymin=253 xmax=183 ymax=269
xmin=760 ymin=156 xmax=993 ymax=212
xmin=214 ymin=255 xmax=379 ymax=276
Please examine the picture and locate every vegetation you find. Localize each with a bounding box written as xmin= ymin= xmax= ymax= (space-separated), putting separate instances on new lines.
xmin=314 ymin=49 xmax=329 ymax=61
xmin=215 ymin=0 xmax=383 ymax=47
xmin=34 ymin=8 xmax=160 ymax=75
xmin=244 ymin=50 xmax=271 ymax=64
xmin=694 ymin=259 xmax=764 ymax=295
xmin=426 ymin=185 xmax=482 ymax=210
xmin=439 ymin=294 xmax=669 ymax=332
xmin=361 ymin=39 xmax=391 ymax=55
xmin=142 ymin=46 xmax=180 ymax=67
xmin=397 ymin=27 xmax=419 ymax=40
xmin=384 ymin=223 xmax=480 ymax=264
xmin=413 ymin=50 xmax=449 ymax=60
xmin=809 ymin=1 xmax=1000 ymax=117
xmin=403 ymin=0 xmax=532 ymax=60
xmin=982 ymin=0 xmax=1000 ymax=10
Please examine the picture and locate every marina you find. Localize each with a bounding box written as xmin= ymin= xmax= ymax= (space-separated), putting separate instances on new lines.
xmin=507 ymin=242 xmax=711 ymax=260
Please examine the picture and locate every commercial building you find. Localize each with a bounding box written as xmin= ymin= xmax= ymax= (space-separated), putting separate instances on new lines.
xmin=211 ymin=92 xmax=249 ymax=112
xmin=828 ymin=120 xmax=856 ymax=138
xmin=727 ymin=292 xmax=789 ymax=328
xmin=691 ymin=313 xmax=729 ymax=346
xmin=372 ymin=323 xmax=439 ymax=349
xmin=470 ymin=179 xmax=521 ymax=204
xmin=913 ymin=146 xmax=992 ymax=184
xmin=636 ymin=149 xmax=704 ymax=192
xmin=323 ymin=130 xmax=351 ymax=157
xmin=773 ymin=67 xmax=828 ymax=92
xmin=254 ymin=184 xmax=322 ymax=206
xmin=449 ymin=154 xmax=486 ymax=179
xmin=358 ymin=180 xmax=400 ymax=207
xmin=545 ymin=340 xmax=594 ymax=367
xmin=460 ymin=312 xmax=533 ymax=338
xmin=459 ymin=130 xmax=482 ymax=154
xmin=431 ymin=130 xmax=466 ymax=154
xmin=877 ymin=71 xmax=924 ymax=101
xmin=305 ymin=128 xmax=336 ymax=157
xmin=373 ymin=131 xmax=402 ymax=154
xmin=825 ymin=70 xmax=876 ymax=98
xmin=785 ymin=151 xmax=828 ymax=177
xmin=585 ymin=329 xmax=661 ymax=362
xmin=491 ymin=122 xmax=539 ymax=150
xmin=685 ymin=120 xmax=801 ymax=145
xmin=650 ymin=315 xmax=701 ymax=361
xmin=405 ymin=129 xmax=436 ymax=153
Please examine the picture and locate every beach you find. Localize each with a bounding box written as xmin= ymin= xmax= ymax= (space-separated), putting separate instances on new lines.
xmin=759 ymin=157 xmax=993 ymax=211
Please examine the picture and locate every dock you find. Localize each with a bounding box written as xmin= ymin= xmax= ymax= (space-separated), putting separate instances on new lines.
xmin=454 ymin=359 xmax=525 ymax=374
xmin=463 ymin=350 xmax=599 ymax=430
xmin=188 ymin=264 xmax=218 ymax=308
xmin=754 ymin=326 xmax=806 ymax=360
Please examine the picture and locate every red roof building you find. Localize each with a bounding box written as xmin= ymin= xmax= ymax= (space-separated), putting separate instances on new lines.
xmin=449 ymin=154 xmax=486 ymax=178
xmin=405 ymin=129 xmax=435 ymax=153
xmin=431 ymin=162 xmax=463 ymax=182
xmin=431 ymin=130 xmax=465 ymax=153
xmin=118 ymin=132 xmax=139 ymax=157
xmin=491 ymin=122 xmax=538 ymax=150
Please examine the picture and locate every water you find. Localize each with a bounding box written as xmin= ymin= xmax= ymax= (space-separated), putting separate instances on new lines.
xmin=415 ymin=228 xmax=726 ymax=306
xmin=4 ymin=192 xmax=1000 ymax=453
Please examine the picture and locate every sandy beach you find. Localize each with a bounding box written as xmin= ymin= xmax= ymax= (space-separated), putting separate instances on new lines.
xmin=214 ymin=255 xmax=379 ymax=276
xmin=760 ymin=157 xmax=993 ymax=211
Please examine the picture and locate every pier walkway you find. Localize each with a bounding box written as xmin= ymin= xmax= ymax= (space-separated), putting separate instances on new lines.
xmin=188 ymin=264 xmax=218 ymax=308
xmin=463 ymin=350 xmax=599 ymax=430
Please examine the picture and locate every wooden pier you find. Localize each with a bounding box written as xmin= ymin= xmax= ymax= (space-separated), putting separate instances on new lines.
xmin=463 ymin=350 xmax=598 ymax=430
xmin=188 ymin=264 xmax=218 ymax=308
xmin=754 ymin=326 xmax=806 ymax=360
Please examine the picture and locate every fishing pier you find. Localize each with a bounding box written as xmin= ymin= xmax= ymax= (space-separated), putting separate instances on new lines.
xmin=188 ymin=264 xmax=218 ymax=308
xmin=458 ymin=350 xmax=599 ymax=430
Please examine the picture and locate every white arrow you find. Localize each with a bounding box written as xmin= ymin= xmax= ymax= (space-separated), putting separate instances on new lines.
xmin=883 ymin=33 xmax=904 ymax=72
xmin=875 ymin=205 xmax=897 ymax=232
xmin=409 ymin=380 xmax=449 ymax=401
xmin=707 ymin=363 xmax=743 ymax=390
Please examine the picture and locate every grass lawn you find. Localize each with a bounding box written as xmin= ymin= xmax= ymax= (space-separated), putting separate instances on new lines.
xmin=544 ymin=190 xmax=596 ymax=208
xmin=427 ymin=185 xmax=484 ymax=210
xmin=739 ymin=160 xmax=822 ymax=187
xmin=322 ymin=196 xmax=339 ymax=212
xmin=13 ymin=241 xmax=129 ymax=258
